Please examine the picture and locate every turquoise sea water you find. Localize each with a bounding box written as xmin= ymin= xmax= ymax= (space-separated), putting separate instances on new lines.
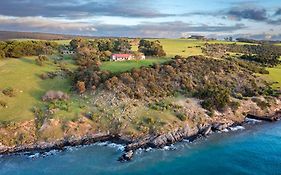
xmin=0 ymin=121 xmax=281 ymax=175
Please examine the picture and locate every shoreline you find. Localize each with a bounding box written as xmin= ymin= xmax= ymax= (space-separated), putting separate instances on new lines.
xmin=1 ymin=111 xmax=280 ymax=162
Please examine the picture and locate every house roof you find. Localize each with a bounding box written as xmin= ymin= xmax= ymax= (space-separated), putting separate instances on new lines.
xmin=112 ymin=54 xmax=132 ymax=57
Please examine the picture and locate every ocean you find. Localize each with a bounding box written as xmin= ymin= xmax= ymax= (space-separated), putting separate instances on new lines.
xmin=0 ymin=121 xmax=281 ymax=175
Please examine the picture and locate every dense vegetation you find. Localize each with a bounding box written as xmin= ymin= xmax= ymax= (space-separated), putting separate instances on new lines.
xmin=138 ymin=39 xmax=166 ymax=57
xmin=0 ymin=40 xmax=58 ymax=58
xmin=203 ymin=43 xmax=281 ymax=66
xmin=74 ymin=56 xmax=273 ymax=111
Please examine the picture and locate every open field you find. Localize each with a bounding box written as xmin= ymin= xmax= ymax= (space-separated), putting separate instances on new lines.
xmin=0 ymin=57 xmax=71 ymax=122
xmin=263 ymin=65 xmax=281 ymax=89
xmin=101 ymin=58 xmax=170 ymax=73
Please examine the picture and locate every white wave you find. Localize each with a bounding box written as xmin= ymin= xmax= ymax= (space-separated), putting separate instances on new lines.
xmin=229 ymin=126 xmax=245 ymax=131
xmin=245 ymin=117 xmax=262 ymax=124
xmin=162 ymin=144 xmax=176 ymax=151
xmin=95 ymin=141 xmax=109 ymax=146
xmin=145 ymin=147 xmax=152 ymax=152
xmin=42 ymin=150 xmax=59 ymax=157
xmin=107 ymin=143 xmax=125 ymax=152
xmin=183 ymin=139 xmax=190 ymax=143
xmin=28 ymin=153 xmax=40 ymax=159
xmin=221 ymin=128 xmax=229 ymax=132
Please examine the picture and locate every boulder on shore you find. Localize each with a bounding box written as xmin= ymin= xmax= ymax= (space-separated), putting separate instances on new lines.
xmin=118 ymin=150 xmax=134 ymax=162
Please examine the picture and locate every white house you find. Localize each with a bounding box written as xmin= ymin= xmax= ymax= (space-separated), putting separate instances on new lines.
xmin=110 ymin=53 xmax=145 ymax=61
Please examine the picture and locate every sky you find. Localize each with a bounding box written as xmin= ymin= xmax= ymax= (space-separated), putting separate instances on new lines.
xmin=0 ymin=0 xmax=281 ymax=39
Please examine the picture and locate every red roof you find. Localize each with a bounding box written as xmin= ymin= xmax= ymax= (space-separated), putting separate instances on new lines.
xmin=112 ymin=54 xmax=132 ymax=57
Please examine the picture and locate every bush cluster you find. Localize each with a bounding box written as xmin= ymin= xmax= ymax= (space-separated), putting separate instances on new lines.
xmin=0 ymin=40 xmax=58 ymax=58
xmin=2 ymin=87 xmax=16 ymax=97
xmin=0 ymin=100 xmax=7 ymax=108
xmin=35 ymin=55 xmax=49 ymax=66
xmin=42 ymin=90 xmax=69 ymax=102
xmin=203 ymin=43 xmax=281 ymax=66
xmin=138 ymin=39 xmax=166 ymax=57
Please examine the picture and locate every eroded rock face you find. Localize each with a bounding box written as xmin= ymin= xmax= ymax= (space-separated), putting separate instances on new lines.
xmin=148 ymin=125 xmax=198 ymax=148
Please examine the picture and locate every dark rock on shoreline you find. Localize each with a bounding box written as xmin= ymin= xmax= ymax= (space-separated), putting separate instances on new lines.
xmin=118 ymin=150 xmax=134 ymax=162
xmin=0 ymin=133 xmax=115 ymax=155
xmin=1 ymin=110 xmax=281 ymax=162
xmin=246 ymin=111 xmax=281 ymax=122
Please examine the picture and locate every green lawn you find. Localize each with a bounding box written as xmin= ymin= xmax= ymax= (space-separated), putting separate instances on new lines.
xmin=263 ymin=65 xmax=281 ymax=89
xmin=101 ymin=58 xmax=170 ymax=73
xmin=0 ymin=57 xmax=71 ymax=122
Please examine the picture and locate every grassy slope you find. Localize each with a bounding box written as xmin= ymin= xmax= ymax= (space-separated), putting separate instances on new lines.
xmin=264 ymin=65 xmax=281 ymax=89
xmin=0 ymin=57 xmax=71 ymax=122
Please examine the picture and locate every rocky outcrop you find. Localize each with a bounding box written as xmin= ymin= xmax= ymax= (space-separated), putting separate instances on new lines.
xmin=246 ymin=110 xmax=281 ymax=122
xmin=118 ymin=150 xmax=134 ymax=162
xmin=0 ymin=132 xmax=114 ymax=155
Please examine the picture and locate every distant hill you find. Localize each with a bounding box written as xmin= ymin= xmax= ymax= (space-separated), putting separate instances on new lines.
xmin=0 ymin=31 xmax=96 ymax=40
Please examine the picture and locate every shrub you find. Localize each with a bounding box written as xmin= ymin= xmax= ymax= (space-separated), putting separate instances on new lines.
xmin=32 ymin=106 xmax=49 ymax=129
xmin=35 ymin=55 xmax=48 ymax=66
xmin=42 ymin=90 xmax=69 ymax=102
xmin=0 ymin=100 xmax=7 ymax=108
xmin=251 ymin=98 xmax=270 ymax=110
xmin=48 ymin=100 xmax=70 ymax=111
xmin=196 ymin=84 xmax=230 ymax=111
xmin=229 ymin=101 xmax=240 ymax=111
xmin=76 ymin=81 xmax=86 ymax=94
xmin=39 ymin=73 xmax=49 ymax=80
xmin=2 ymin=87 xmax=16 ymax=97
xmin=175 ymin=112 xmax=187 ymax=121
xmin=0 ymin=50 xmax=5 ymax=59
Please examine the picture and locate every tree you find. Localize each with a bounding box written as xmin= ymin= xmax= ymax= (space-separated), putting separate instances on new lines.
xmin=76 ymin=81 xmax=86 ymax=94
xmin=138 ymin=39 xmax=166 ymax=57
xmin=113 ymin=38 xmax=131 ymax=53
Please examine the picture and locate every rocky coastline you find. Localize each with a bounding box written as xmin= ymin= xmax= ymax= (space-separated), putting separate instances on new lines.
xmin=1 ymin=110 xmax=280 ymax=162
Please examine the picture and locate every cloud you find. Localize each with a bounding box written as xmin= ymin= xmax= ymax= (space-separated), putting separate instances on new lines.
xmin=0 ymin=0 xmax=174 ymax=19
xmin=226 ymin=7 xmax=267 ymax=21
xmin=0 ymin=16 xmax=96 ymax=35
xmin=182 ymin=6 xmax=281 ymax=25
xmin=93 ymin=21 xmax=246 ymax=38
xmin=0 ymin=17 xmax=246 ymax=38
xmin=274 ymin=8 xmax=281 ymax=16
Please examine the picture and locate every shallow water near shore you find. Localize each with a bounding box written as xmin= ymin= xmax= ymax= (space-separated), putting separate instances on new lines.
xmin=0 ymin=122 xmax=281 ymax=175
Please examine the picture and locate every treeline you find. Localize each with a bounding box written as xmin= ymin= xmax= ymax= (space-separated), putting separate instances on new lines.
xmin=0 ymin=40 xmax=58 ymax=59
xmin=74 ymin=56 xmax=274 ymax=111
xmin=236 ymin=38 xmax=281 ymax=45
xmin=70 ymin=38 xmax=166 ymax=67
xmin=70 ymin=38 xmax=132 ymax=66
xmin=203 ymin=43 xmax=281 ymax=66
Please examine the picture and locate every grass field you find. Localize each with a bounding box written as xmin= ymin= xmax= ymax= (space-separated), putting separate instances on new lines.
xmin=101 ymin=58 xmax=170 ymax=73
xmin=0 ymin=57 xmax=71 ymax=122
xmin=263 ymin=65 xmax=281 ymax=89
